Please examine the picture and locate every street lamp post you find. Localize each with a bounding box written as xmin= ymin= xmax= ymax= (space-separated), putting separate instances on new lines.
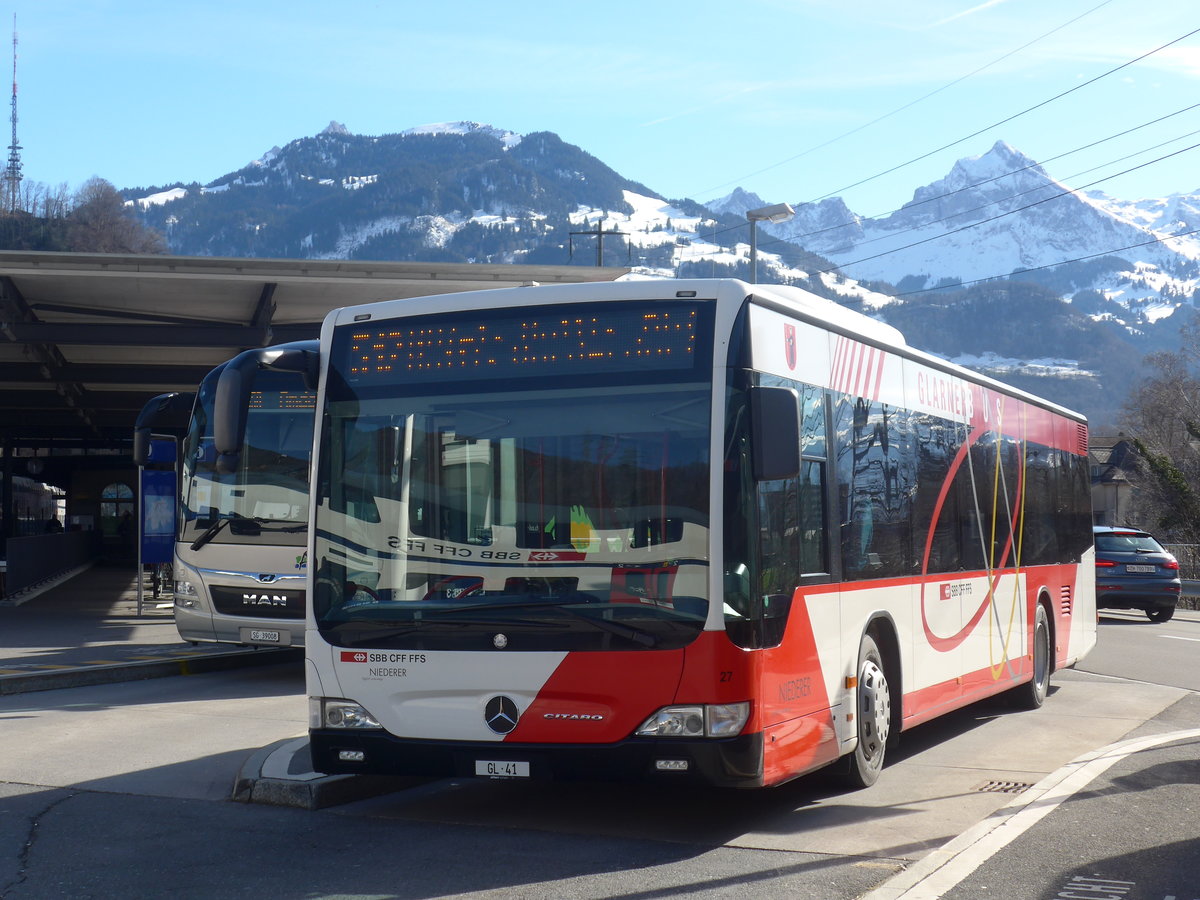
xmin=746 ymin=202 xmax=795 ymax=284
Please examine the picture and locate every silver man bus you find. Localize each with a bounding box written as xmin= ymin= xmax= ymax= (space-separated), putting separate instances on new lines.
xmin=134 ymin=342 xmax=316 ymax=647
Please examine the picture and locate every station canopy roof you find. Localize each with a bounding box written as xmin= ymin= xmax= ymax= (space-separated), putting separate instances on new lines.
xmin=0 ymin=250 xmax=628 ymax=449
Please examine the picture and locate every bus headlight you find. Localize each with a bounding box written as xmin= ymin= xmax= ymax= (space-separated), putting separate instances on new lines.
xmin=636 ymin=702 xmax=749 ymax=738
xmin=174 ymin=579 xmax=199 ymax=608
xmin=311 ymin=698 xmax=382 ymax=729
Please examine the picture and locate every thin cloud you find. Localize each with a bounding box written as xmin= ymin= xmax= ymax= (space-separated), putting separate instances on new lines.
xmin=927 ymin=0 xmax=1012 ymax=28
xmin=639 ymin=83 xmax=772 ymax=128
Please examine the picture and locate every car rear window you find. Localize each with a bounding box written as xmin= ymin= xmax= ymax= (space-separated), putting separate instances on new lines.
xmin=1095 ymin=532 xmax=1166 ymax=553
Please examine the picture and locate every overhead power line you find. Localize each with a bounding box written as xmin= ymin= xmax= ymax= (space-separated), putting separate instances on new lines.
xmin=790 ymin=102 xmax=1200 ymax=246
xmin=804 ymin=24 xmax=1200 ymax=205
xmin=680 ymin=101 xmax=1200 ymax=261
xmin=804 ymin=141 xmax=1200 ymax=276
xmin=888 ymin=225 xmax=1200 ymax=298
xmin=692 ymin=0 xmax=1117 ymax=200
xmin=771 ymin=129 xmax=1200 ymax=260
xmin=671 ymin=145 xmax=1200 ymax=291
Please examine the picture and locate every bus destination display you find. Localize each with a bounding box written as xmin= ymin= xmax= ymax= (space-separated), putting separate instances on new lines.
xmin=343 ymin=301 xmax=703 ymax=385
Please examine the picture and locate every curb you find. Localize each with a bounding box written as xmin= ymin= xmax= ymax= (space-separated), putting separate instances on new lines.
xmin=231 ymin=736 xmax=420 ymax=810
xmin=0 ymin=647 xmax=303 ymax=695
xmin=862 ymin=727 xmax=1200 ymax=900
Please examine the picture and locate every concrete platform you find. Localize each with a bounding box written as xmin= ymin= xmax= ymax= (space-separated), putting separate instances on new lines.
xmin=0 ymin=563 xmax=300 ymax=695
xmin=0 ymin=563 xmax=339 ymax=802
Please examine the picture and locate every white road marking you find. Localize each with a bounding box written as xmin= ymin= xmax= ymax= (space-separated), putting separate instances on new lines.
xmin=1159 ymin=634 xmax=1200 ymax=643
xmin=862 ymin=728 xmax=1200 ymax=900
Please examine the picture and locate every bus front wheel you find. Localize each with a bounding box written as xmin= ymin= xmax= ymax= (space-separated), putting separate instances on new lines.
xmin=841 ymin=633 xmax=891 ymax=789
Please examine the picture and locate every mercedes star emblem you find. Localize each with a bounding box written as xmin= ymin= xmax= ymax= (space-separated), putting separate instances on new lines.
xmin=484 ymin=695 xmax=520 ymax=734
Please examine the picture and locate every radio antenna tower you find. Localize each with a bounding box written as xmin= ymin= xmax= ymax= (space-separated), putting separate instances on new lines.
xmin=3 ymin=14 xmax=21 ymax=214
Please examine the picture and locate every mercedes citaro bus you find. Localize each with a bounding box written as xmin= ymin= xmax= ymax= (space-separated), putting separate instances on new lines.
xmin=213 ymin=279 xmax=1096 ymax=788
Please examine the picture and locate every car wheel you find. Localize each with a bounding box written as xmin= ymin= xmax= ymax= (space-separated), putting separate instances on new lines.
xmin=1146 ymin=607 xmax=1175 ymax=623
xmin=839 ymin=632 xmax=891 ymax=789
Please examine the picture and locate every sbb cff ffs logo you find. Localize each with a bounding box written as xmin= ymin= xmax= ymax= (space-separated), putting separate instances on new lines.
xmin=340 ymin=651 xmax=427 ymax=664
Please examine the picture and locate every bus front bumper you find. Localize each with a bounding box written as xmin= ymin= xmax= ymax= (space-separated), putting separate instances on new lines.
xmin=310 ymin=728 xmax=766 ymax=788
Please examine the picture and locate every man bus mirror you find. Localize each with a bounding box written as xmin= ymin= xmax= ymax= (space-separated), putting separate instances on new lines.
xmin=214 ymin=341 xmax=319 ymax=474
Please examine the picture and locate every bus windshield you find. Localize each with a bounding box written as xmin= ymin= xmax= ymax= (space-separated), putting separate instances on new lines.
xmin=181 ymin=367 xmax=314 ymax=548
xmin=313 ymin=300 xmax=714 ymax=652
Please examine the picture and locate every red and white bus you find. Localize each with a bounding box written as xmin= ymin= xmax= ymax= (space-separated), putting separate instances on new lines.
xmin=216 ymin=278 xmax=1096 ymax=788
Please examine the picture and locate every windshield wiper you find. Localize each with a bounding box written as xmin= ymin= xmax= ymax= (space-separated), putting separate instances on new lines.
xmin=251 ymin=521 xmax=306 ymax=532
xmin=190 ymin=513 xmax=304 ymax=550
xmin=190 ymin=516 xmax=233 ymax=551
xmin=325 ymin=617 xmax=554 ymax=643
xmin=556 ymin=607 xmax=658 ymax=648
xmin=424 ymin=598 xmax=659 ymax=647
xmin=422 ymin=597 xmax=579 ymax=615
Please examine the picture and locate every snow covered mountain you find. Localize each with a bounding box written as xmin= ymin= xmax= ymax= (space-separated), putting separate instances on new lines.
xmin=124 ymin=125 xmax=1200 ymax=427
xmin=745 ymin=141 xmax=1200 ymax=319
xmin=1087 ymin=186 xmax=1200 ymax=241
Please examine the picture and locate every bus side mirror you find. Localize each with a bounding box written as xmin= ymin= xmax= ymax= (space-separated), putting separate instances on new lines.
xmin=132 ymin=391 xmax=195 ymax=466
xmin=750 ymin=385 xmax=800 ymax=481
xmin=214 ymin=340 xmax=319 ymax=474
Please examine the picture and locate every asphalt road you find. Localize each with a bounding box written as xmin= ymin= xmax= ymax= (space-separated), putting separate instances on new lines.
xmin=1 ymin=612 xmax=1197 ymax=899
xmin=1079 ymin=608 xmax=1200 ymax=692
xmin=937 ymin=716 xmax=1200 ymax=900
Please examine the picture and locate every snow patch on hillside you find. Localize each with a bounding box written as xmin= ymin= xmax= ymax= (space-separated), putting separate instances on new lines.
xmin=954 ymin=352 xmax=1096 ymax=379
xmin=133 ymin=187 xmax=188 ymax=209
xmin=308 ymin=216 xmax=414 ymax=259
xmin=402 ymin=122 xmax=523 ymax=150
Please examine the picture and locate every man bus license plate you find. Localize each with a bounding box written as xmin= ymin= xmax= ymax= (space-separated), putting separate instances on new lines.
xmin=476 ymin=760 xmax=529 ymax=778
xmin=250 ymin=629 xmax=281 ymax=643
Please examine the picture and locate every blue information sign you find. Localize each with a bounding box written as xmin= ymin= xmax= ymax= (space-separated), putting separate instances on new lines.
xmin=140 ymin=462 xmax=176 ymax=565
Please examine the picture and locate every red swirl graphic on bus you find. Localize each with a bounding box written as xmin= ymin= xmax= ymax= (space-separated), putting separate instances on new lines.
xmin=918 ymin=415 xmax=1026 ymax=653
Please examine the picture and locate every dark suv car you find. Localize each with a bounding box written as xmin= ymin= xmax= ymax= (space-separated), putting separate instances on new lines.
xmin=1093 ymin=525 xmax=1181 ymax=622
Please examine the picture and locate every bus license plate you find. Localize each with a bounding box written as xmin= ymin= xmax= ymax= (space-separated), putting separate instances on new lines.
xmin=1125 ymin=565 xmax=1156 ymax=573
xmin=250 ymin=629 xmax=281 ymax=643
xmin=476 ymin=760 xmax=530 ymax=778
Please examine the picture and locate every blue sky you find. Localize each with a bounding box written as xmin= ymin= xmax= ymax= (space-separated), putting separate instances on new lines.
xmin=9 ymin=0 xmax=1200 ymax=213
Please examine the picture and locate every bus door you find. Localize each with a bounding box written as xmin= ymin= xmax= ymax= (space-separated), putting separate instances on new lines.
xmin=746 ymin=381 xmax=841 ymax=780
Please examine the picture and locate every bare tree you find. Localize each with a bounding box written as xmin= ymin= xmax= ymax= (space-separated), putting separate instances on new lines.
xmin=66 ymin=176 xmax=165 ymax=254
xmin=1120 ymin=335 xmax=1200 ymax=542
xmin=27 ymin=181 xmax=71 ymax=219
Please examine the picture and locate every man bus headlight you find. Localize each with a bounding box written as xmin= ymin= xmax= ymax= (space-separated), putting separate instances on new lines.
xmin=310 ymin=698 xmax=382 ymax=729
xmin=636 ymin=702 xmax=750 ymax=738
xmin=174 ymin=577 xmax=199 ymax=608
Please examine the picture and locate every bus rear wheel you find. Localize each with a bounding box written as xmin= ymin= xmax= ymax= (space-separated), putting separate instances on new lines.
xmin=840 ymin=633 xmax=891 ymax=789
xmin=1009 ymin=603 xmax=1051 ymax=710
